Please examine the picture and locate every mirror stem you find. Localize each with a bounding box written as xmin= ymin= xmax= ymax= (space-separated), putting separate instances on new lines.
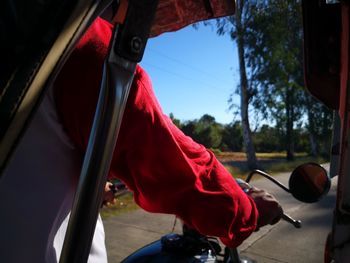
xmin=246 ymin=169 xmax=291 ymax=193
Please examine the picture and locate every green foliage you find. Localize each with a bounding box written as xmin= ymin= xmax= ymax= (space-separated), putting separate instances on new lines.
xmin=169 ymin=113 xmax=182 ymax=128
xmin=221 ymin=121 xmax=243 ymax=151
xmin=253 ymin=124 xmax=283 ymax=152
xmin=181 ymin=114 xmax=223 ymax=149
xmin=170 ymin=113 xmax=244 ymax=151
xmin=293 ymin=128 xmax=311 ymax=153
xmin=242 ymin=0 xmax=320 ymax=160
xmin=304 ymin=96 xmax=333 ymax=157
xmin=169 ymin=111 xmax=331 ymax=156
xmin=201 ymin=0 xmax=334 ymax=159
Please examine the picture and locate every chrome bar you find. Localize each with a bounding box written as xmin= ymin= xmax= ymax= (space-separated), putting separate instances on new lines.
xmin=59 ymin=23 xmax=136 ymax=262
xmin=246 ymin=169 xmax=291 ymax=193
xmin=282 ymin=213 xmax=302 ymax=228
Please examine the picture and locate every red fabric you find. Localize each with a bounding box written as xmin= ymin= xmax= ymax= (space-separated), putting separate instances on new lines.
xmin=150 ymin=0 xmax=235 ymax=37
xmin=54 ymin=17 xmax=258 ymax=247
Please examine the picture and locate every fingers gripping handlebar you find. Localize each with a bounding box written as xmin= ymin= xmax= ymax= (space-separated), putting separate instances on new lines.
xmin=236 ymin=177 xmax=302 ymax=229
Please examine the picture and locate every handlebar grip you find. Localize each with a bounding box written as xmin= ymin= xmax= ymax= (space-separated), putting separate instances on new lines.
xmin=236 ymin=178 xmax=302 ymax=229
xmin=282 ymin=213 xmax=302 ymax=228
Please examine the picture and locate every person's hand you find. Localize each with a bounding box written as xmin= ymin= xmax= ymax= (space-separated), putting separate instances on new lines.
xmin=247 ymin=187 xmax=283 ymax=230
xmin=102 ymin=182 xmax=116 ymax=207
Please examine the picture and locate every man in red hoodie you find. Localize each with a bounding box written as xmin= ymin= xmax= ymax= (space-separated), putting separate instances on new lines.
xmin=55 ymin=16 xmax=283 ymax=245
xmin=0 ymin=16 xmax=282 ymax=262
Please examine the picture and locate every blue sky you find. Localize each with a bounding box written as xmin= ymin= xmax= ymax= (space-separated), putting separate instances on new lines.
xmin=140 ymin=22 xmax=240 ymax=124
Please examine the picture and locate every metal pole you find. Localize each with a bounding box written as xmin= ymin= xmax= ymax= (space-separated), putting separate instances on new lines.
xmin=59 ymin=26 xmax=136 ymax=263
xmin=59 ymin=1 xmax=159 ymax=261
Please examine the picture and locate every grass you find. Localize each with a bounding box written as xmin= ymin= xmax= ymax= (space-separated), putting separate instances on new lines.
xmin=100 ymin=193 xmax=138 ymax=219
xmin=215 ymin=151 xmax=308 ymax=160
xmin=101 ymin=151 xmax=329 ymax=218
xmin=220 ymin=152 xmax=328 ymax=180
xmin=261 ymin=156 xmax=328 ymax=174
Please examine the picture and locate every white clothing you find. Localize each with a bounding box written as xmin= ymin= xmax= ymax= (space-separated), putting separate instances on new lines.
xmin=0 ymin=86 xmax=108 ymax=262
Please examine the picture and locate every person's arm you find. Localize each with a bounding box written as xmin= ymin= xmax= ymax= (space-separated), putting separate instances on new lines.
xmin=54 ymin=17 xmax=280 ymax=248
xmin=115 ymin=66 xmax=260 ymax=247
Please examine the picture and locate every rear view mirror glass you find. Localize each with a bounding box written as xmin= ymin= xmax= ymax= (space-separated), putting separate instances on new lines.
xmin=289 ymin=163 xmax=331 ymax=203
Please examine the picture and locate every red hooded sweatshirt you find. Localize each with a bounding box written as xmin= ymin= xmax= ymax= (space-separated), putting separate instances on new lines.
xmin=54 ymin=17 xmax=258 ymax=247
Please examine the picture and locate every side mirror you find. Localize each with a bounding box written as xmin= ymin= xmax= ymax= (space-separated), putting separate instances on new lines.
xmin=289 ymin=163 xmax=331 ymax=203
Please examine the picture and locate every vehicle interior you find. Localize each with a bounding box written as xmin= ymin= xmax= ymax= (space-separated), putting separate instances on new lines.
xmin=0 ymin=0 xmax=349 ymax=262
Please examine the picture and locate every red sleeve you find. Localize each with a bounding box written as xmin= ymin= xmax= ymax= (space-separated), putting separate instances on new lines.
xmin=54 ymin=17 xmax=258 ymax=247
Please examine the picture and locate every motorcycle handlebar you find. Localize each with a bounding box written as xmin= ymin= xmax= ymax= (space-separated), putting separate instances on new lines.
xmin=110 ymin=175 xmax=303 ymax=229
xmin=235 ymin=177 xmax=302 ymax=229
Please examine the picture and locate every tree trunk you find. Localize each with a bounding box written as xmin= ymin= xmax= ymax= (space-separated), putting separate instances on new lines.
xmin=309 ymin=133 xmax=318 ymax=156
xmin=306 ymin=97 xmax=318 ymax=156
xmin=235 ymin=0 xmax=258 ymax=169
xmin=286 ymin=86 xmax=294 ymax=160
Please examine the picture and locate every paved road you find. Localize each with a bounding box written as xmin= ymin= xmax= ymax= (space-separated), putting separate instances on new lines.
xmin=103 ymin=165 xmax=336 ymax=262
xmin=240 ymin=167 xmax=336 ymax=263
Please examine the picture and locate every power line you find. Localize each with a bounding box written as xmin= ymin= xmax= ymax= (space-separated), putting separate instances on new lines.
xmin=146 ymin=47 xmax=236 ymax=87
xmin=142 ymin=62 xmax=232 ymax=94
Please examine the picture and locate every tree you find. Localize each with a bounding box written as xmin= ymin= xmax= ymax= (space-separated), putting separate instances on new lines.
xmin=181 ymin=114 xmax=223 ymax=149
xmin=254 ymin=124 xmax=283 ymax=153
xmin=244 ymin=0 xmax=305 ymax=160
xmin=304 ymin=95 xmax=333 ymax=157
xmin=221 ymin=121 xmax=243 ymax=151
xmin=215 ymin=0 xmax=258 ymax=169
xmin=181 ymin=120 xmax=197 ymax=140
xmin=169 ymin=113 xmax=182 ymax=128
xmin=196 ymin=114 xmax=223 ymax=149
